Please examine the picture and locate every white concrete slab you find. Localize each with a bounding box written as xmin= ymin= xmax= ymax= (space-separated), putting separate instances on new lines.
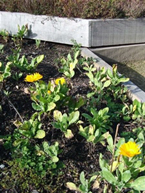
xmin=1 ymin=12 xmax=145 ymax=47
xmin=0 ymin=11 xmax=90 ymax=46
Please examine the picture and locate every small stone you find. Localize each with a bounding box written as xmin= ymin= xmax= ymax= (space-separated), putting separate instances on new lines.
xmin=0 ymin=164 xmax=5 ymax=169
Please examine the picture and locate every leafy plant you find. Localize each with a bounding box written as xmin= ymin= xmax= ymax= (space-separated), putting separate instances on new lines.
xmin=12 ymin=72 xmax=23 ymax=81
xmin=0 ymin=61 xmax=11 ymax=82
xmin=0 ymin=44 xmax=4 ymax=53
xmin=122 ymin=99 xmax=145 ymax=123
xmin=79 ymin=107 xmax=111 ymax=144
xmin=83 ymin=64 xmax=111 ymax=100
xmin=66 ymin=171 xmax=96 ymax=193
xmin=7 ymin=48 xmax=44 ymax=72
xmin=29 ymin=78 xmax=68 ymax=113
xmin=12 ymin=24 xmax=28 ymax=47
xmin=52 ymin=110 xmax=80 ymax=138
xmin=106 ymin=65 xmax=129 ymax=101
xmin=97 ymin=133 xmax=145 ymax=192
xmin=3 ymin=113 xmax=61 ymax=176
xmin=35 ymin=39 xmax=41 ymax=49
xmin=58 ymin=48 xmax=80 ymax=78
xmin=0 ymin=29 xmax=9 ymax=42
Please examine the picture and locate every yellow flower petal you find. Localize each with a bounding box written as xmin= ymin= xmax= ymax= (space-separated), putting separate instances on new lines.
xmin=55 ymin=77 xmax=66 ymax=85
xmin=119 ymin=141 xmax=141 ymax=158
xmin=47 ymin=90 xmax=51 ymax=94
xmin=25 ymin=73 xmax=43 ymax=82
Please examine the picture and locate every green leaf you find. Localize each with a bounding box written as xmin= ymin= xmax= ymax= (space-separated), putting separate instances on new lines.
xmin=13 ymin=139 xmax=23 ymax=147
xmin=66 ymin=182 xmax=79 ymax=191
xmin=111 ymin=161 xmax=119 ymax=172
xmin=43 ymin=141 xmax=50 ymax=154
xmin=32 ymin=103 xmax=42 ymax=111
xmin=129 ymin=176 xmax=145 ymax=190
xmin=64 ymin=129 xmax=74 ymax=139
xmin=54 ymin=94 xmax=60 ymax=102
xmin=53 ymin=110 xmax=62 ymax=121
xmin=106 ymin=134 xmax=113 ymax=153
xmin=47 ymin=102 xmax=56 ymax=111
xmin=103 ymin=80 xmax=111 ymax=88
xmin=75 ymin=97 xmax=86 ymax=110
xmin=119 ymin=77 xmax=129 ymax=83
xmin=34 ymin=130 xmax=45 ymax=139
xmin=36 ymin=55 xmax=44 ymax=64
xmin=51 ymin=156 xmax=59 ymax=163
xmin=102 ymin=167 xmax=117 ymax=185
xmin=121 ymin=170 xmax=131 ymax=183
xmin=80 ymin=171 xmax=86 ymax=185
xmin=68 ymin=111 xmax=80 ymax=125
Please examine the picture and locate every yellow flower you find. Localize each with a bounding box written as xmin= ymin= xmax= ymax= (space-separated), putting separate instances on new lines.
xmin=55 ymin=77 xmax=66 ymax=85
xmin=47 ymin=90 xmax=51 ymax=94
xmin=24 ymin=73 xmax=43 ymax=82
xmin=119 ymin=141 xmax=141 ymax=158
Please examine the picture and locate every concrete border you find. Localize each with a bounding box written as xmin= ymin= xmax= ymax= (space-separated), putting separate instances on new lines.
xmin=0 ymin=11 xmax=90 ymax=47
xmin=81 ymin=48 xmax=145 ymax=102
xmin=91 ymin=44 xmax=145 ymax=63
xmin=1 ymin=11 xmax=145 ymax=47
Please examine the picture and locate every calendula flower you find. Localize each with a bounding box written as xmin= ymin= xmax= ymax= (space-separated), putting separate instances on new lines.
xmin=47 ymin=90 xmax=51 ymax=94
xmin=119 ymin=141 xmax=141 ymax=158
xmin=55 ymin=77 xmax=66 ymax=85
xmin=25 ymin=73 xmax=43 ymax=82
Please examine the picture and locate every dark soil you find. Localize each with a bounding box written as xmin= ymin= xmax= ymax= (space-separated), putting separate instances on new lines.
xmin=0 ymin=37 xmax=136 ymax=193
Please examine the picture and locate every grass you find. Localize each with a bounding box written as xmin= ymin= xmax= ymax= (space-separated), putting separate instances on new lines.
xmin=0 ymin=0 xmax=145 ymax=19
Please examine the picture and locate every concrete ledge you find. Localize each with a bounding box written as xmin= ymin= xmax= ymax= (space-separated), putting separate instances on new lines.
xmin=81 ymin=48 xmax=145 ymax=102
xmin=91 ymin=44 xmax=145 ymax=63
xmin=0 ymin=11 xmax=90 ymax=47
xmin=1 ymin=11 xmax=145 ymax=47
xmin=91 ymin=19 xmax=145 ymax=47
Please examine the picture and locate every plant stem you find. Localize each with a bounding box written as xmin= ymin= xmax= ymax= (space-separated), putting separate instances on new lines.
xmin=110 ymin=123 xmax=120 ymax=172
xmin=8 ymin=99 xmax=24 ymax=122
xmin=3 ymin=91 xmax=24 ymax=122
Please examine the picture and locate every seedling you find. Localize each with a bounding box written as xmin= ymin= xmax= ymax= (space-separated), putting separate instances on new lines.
xmin=12 ymin=24 xmax=28 ymax=47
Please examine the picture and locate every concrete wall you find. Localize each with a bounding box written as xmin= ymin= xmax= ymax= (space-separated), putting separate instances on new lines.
xmin=0 ymin=11 xmax=90 ymax=46
xmin=1 ymin=12 xmax=145 ymax=47
xmin=91 ymin=44 xmax=145 ymax=63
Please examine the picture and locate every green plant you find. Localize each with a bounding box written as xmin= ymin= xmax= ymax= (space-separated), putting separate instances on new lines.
xmin=35 ymin=39 xmax=41 ymax=49
xmin=0 ymin=29 xmax=9 ymax=42
xmin=29 ymin=77 xmax=68 ymax=113
xmin=106 ymin=65 xmax=129 ymax=101
xmin=79 ymin=107 xmax=111 ymax=144
xmin=83 ymin=64 xmax=111 ymax=99
xmin=0 ymin=44 xmax=4 ymax=53
xmin=82 ymin=107 xmax=110 ymax=130
xmin=0 ymin=61 xmax=11 ymax=82
xmin=0 ymin=161 xmax=53 ymax=192
xmin=96 ymin=127 xmax=145 ymax=192
xmin=12 ymin=24 xmax=28 ymax=47
xmin=7 ymin=48 xmax=44 ymax=72
xmin=58 ymin=48 xmax=80 ymax=78
xmin=122 ymin=99 xmax=145 ymax=123
xmin=3 ymin=113 xmax=61 ymax=176
xmin=66 ymin=171 xmax=95 ymax=193
xmin=52 ymin=110 xmax=80 ymax=138
xmin=12 ymin=72 xmax=23 ymax=81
